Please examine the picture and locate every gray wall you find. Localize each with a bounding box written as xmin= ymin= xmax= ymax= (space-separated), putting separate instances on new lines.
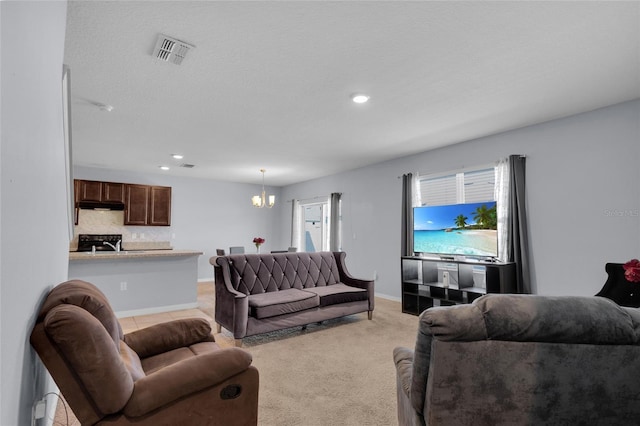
xmin=1 ymin=2 xmax=69 ymax=424
xmin=3 ymin=3 xmax=636 ymax=425
xmin=73 ymin=167 xmax=284 ymax=279
xmin=280 ymin=100 xmax=640 ymax=299
xmin=77 ymin=100 xmax=640 ymax=300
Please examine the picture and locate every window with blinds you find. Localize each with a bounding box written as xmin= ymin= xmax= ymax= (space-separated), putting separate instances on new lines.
xmin=419 ymin=167 xmax=495 ymax=206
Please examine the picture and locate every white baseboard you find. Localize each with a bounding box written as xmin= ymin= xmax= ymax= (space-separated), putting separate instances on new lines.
xmin=375 ymin=292 xmax=401 ymax=302
xmin=115 ymin=302 xmax=199 ymax=318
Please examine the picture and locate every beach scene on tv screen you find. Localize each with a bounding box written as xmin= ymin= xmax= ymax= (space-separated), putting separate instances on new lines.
xmin=414 ymin=202 xmax=498 ymax=257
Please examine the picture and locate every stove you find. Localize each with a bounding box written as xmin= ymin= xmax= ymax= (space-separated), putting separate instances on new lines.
xmin=77 ymin=234 xmax=123 ymax=252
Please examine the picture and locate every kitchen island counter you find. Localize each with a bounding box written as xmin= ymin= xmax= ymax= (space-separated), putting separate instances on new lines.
xmin=69 ymin=249 xmax=202 ymax=261
xmin=68 ymin=249 xmax=202 ymax=316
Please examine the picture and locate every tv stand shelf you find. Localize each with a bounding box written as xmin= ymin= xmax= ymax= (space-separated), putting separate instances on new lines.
xmin=401 ymin=256 xmax=516 ymax=315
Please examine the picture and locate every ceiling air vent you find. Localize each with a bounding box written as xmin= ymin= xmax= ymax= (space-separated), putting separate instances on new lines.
xmin=152 ymin=34 xmax=194 ymax=65
xmin=180 ymin=163 xmax=195 ymax=168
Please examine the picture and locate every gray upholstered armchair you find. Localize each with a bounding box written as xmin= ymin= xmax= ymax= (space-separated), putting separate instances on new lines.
xmin=394 ymin=294 xmax=640 ymax=426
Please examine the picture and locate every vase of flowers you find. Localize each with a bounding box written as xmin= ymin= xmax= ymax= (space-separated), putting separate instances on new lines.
xmin=623 ymin=259 xmax=640 ymax=282
xmin=253 ymin=237 xmax=265 ymax=253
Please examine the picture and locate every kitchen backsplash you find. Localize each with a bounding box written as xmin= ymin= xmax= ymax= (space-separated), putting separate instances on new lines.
xmin=70 ymin=210 xmax=172 ymax=251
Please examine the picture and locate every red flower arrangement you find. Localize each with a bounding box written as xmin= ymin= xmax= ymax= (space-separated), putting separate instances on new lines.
xmin=253 ymin=237 xmax=265 ymax=249
xmin=623 ymin=259 xmax=640 ymax=283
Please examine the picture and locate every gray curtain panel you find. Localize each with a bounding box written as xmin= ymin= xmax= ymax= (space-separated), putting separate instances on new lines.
xmin=508 ymin=155 xmax=532 ymax=293
xmin=401 ymin=173 xmax=414 ymax=257
xmin=329 ymin=192 xmax=342 ymax=252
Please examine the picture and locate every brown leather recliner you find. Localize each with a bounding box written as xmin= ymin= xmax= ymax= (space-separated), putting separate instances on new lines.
xmin=30 ymin=280 xmax=259 ymax=425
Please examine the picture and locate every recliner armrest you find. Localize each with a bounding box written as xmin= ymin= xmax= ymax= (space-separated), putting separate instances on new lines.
xmin=393 ymin=347 xmax=414 ymax=397
xmin=123 ymin=348 xmax=253 ymax=417
xmin=124 ymin=318 xmax=214 ymax=358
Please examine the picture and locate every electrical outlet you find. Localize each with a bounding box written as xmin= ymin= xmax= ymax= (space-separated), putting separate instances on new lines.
xmin=120 ymin=281 xmax=127 ymax=291
xmin=34 ymin=399 xmax=46 ymax=420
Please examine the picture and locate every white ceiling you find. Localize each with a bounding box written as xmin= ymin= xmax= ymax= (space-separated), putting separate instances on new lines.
xmin=64 ymin=1 xmax=640 ymax=186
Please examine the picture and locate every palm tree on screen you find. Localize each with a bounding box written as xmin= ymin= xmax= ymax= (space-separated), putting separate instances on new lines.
xmin=454 ymin=214 xmax=467 ymax=229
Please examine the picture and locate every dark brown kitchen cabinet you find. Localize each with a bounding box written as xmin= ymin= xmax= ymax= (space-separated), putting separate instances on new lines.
xmin=149 ymin=186 xmax=172 ymax=226
xmin=77 ymin=180 xmax=102 ymax=202
xmin=102 ymin=182 xmax=125 ymax=203
xmin=124 ymin=184 xmax=149 ymax=225
xmin=74 ymin=180 xmax=80 ymax=225
xmin=75 ymin=180 xmax=125 ymax=204
xmin=125 ymin=184 xmax=171 ymax=226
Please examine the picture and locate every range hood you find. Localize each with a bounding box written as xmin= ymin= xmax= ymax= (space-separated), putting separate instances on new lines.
xmin=77 ymin=201 xmax=125 ymax=211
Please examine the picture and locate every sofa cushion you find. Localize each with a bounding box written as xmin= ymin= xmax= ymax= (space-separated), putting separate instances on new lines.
xmin=302 ymin=283 xmax=368 ymax=307
xmin=248 ymin=288 xmax=319 ymax=319
xmin=141 ymin=347 xmax=197 ymax=375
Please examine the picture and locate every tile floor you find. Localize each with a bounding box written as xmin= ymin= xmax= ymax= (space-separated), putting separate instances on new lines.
xmin=52 ymin=281 xmax=228 ymax=425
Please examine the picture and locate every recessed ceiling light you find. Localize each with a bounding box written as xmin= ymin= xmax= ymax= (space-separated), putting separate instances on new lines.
xmin=172 ymin=154 xmax=184 ymax=159
xmin=351 ymin=94 xmax=370 ymax=104
xmin=159 ymin=166 xmax=170 ymax=171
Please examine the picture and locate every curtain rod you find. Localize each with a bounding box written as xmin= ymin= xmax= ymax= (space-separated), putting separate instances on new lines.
xmin=285 ymin=195 xmax=330 ymax=203
xmin=397 ymin=155 xmax=527 ymax=179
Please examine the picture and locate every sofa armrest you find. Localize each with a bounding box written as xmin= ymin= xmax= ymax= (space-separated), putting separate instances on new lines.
xmin=211 ymin=256 xmax=247 ymax=298
xmin=212 ymin=256 xmax=249 ymax=338
xmin=124 ymin=318 xmax=214 ymax=359
xmin=333 ymin=252 xmax=375 ymax=311
xmin=123 ymin=348 xmax=252 ymax=417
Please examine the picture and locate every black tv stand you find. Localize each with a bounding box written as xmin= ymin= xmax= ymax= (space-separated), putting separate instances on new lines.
xmin=401 ymin=256 xmax=516 ymax=315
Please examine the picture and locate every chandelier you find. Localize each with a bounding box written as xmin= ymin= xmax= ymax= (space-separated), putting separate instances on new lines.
xmin=252 ymin=169 xmax=275 ymax=208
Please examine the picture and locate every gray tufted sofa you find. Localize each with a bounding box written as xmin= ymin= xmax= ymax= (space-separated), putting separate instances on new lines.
xmin=211 ymin=251 xmax=374 ymax=346
xmin=393 ymin=293 xmax=640 ymax=426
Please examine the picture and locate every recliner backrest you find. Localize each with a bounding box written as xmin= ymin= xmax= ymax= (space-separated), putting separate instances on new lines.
xmin=36 ymin=279 xmax=123 ymax=342
xmin=31 ymin=280 xmax=135 ymax=425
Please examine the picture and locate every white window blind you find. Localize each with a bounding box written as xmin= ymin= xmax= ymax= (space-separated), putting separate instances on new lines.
xmin=463 ymin=168 xmax=495 ymax=203
xmin=419 ymin=167 xmax=495 ymax=206
xmin=420 ymin=175 xmax=457 ymax=206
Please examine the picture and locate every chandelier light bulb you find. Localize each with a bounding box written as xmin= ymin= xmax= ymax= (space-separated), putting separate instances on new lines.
xmin=252 ymin=169 xmax=275 ymax=208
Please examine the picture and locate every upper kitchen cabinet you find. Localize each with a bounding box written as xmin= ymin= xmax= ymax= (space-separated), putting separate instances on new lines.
xmin=76 ymin=180 xmax=125 ymax=204
xmin=125 ymin=184 xmax=171 ymax=226
xmin=102 ymin=182 xmax=126 ymax=203
xmin=149 ymin=186 xmax=172 ymax=226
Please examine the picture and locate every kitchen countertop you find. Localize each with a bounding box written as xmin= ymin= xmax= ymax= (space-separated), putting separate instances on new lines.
xmin=69 ymin=249 xmax=203 ymax=261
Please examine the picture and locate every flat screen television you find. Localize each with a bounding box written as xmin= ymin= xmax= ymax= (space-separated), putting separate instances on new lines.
xmin=413 ymin=201 xmax=498 ymax=258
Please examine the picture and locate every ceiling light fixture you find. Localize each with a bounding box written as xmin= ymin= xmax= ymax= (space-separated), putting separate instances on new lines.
xmin=159 ymin=166 xmax=170 ymax=171
xmin=252 ymin=169 xmax=275 ymax=208
xmin=172 ymin=154 xmax=184 ymax=159
xmin=351 ymin=94 xmax=370 ymax=104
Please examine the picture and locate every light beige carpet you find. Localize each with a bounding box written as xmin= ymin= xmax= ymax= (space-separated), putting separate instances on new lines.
xmin=55 ymin=283 xmax=419 ymax=426
xmin=225 ymin=297 xmax=418 ymax=426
